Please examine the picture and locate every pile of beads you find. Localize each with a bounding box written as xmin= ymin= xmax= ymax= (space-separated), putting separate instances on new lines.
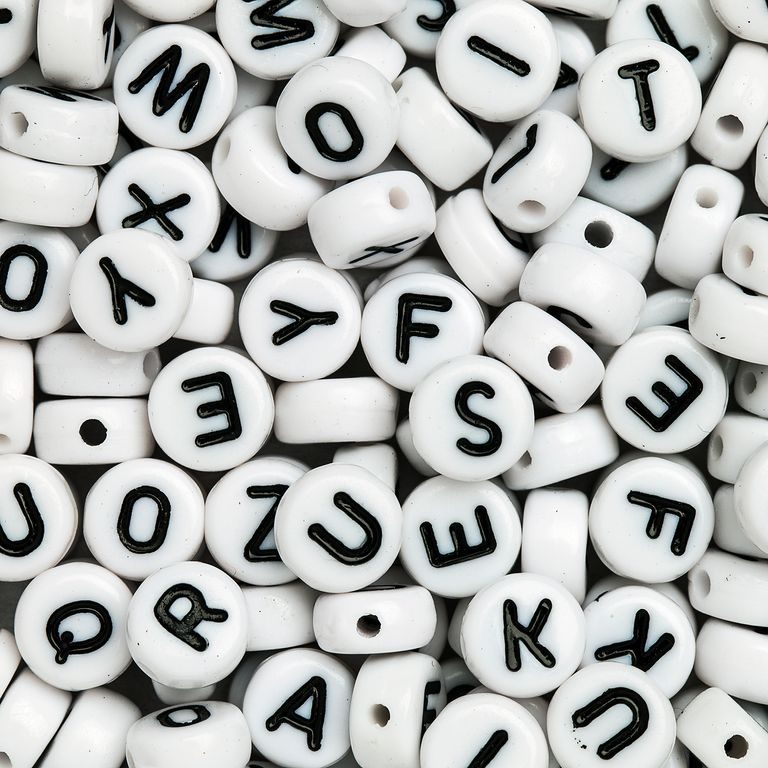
xmin=2 ymin=0 xmax=768 ymax=767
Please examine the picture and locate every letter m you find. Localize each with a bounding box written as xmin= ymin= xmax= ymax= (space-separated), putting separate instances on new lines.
xmin=128 ymin=44 xmax=211 ymax=134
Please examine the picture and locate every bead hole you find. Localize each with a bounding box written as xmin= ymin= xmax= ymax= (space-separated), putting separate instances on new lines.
xmin=143 ymin=352 xmax=161 ymax=379
xmin=0 ymin=751 xmax=10 ymax=768
xmin=696 ymin=188 xmax=718 ymax=208
xmin=371 ymin=704 xmax=390 ymax=727
xmin=79 ymin=419 xmax=107 ymax=446
xmin=584 ymin=220 xmax=613 ymax=248
xmin=9 ymin=111 xmax=28 ymax=137
xmin=357 ymin=614 xmax=381 ymax=637
xmin=724 ymin=734 xmax=748 ymax=759
xmin=518 ymin=200 xmax=546 ymax=217
xmin=389 ymin=187 xmax=409 ymax=209
xmin=739 ymin=245 xmax=755 ymax=268
xmin=547 ymin=346 xmax=572 ymax=370
xmin=691 ymin=566 xmax=711 ymax=599
xmin=711 ymin=434 xmax=724 ymax=459
xmin=743 ymin=372 xmax=758 ymax=395
xmin=518 ymin=451 xmax=532 ymax=469
xmin=716 ymin=114 xmax=744 ymax=139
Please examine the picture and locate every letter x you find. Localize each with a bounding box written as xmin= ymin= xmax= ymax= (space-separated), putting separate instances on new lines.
xmin=122 ymin=183 xmax=191 ymax=241
xmin=349 ymin=237 xmax=420 ymax=265
xmin=502 ymin=598 xmax=556 ymax=672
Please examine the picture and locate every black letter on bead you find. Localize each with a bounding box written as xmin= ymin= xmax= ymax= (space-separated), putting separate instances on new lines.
xmin=154 ymin=583 xmax=229 ymax=651
xmin=594 ymin=609 xmax=675 ymax=671
xmin=270 ymin=300 xmax=339 ymax=346
xmin=247 ymin=0 xmax=315 ymax=50
xmin=455 ymin=382 xmax=503 ymax=457
xmin=157 ymin=704 xmax=211 ymax=728
xmin=0 ymin=483 xmax=45 ymax=557
xmin=208 ymin=203 xmax=252 ymax=260
xmin=116 ymin=486 xmax=171 ymax=555
xmin=600 ymin=157 xmax=631 ymax=181
xmin=103 ymin=5 xmax=116 ymax=63
xmin=181 ymin=371 xmax=243 ymax=448
xmin=46 ymin=601 xmax=113 ymax=664
xmin=417 ymin=0 xmax=456 ymax=32
xmin=466 ymin=730 xmax=509 ymax=768
xmin=555 ymin=62 xmax=578 ymax=90
xmin=127 ymin=45 xmax=211 ymax=134
xmin=625 ymin=354 xmax=703 ymax=432
xmin=617 ymin=59 xmax=660 ymax=132
xmin=307 ymin=492 xmax=383 ymax=565
xmin=98 ymin=256 xmax=157 ymax=325
xmin=0 ymin=9 xmax=11 ymax=23
xmin=243 ymin=483 xmax=289 ymax=563
xmin=626 ymin=490 xmax=696 ymax=556
xmin=572 ymin=687 xmax=650 ymax=760
xmin=646 ymin=5 xmax=699 ymax=61
xmin=491 ymin=124 xmax=538 ymax=184
xmin=19 ymin=85 xmax=101 ymax=102
xmin=305 ymin=102 xmax=364 ymax=162
xmin=122 ymin=184 xmax=191 ymax=242
xmin=420 ymin=505 xmax=497 ymax=568
xmin=421 ymin=678 xmax=442 ymax=735
xmin=503 ymin=598 xmax=556 ymax=672
xmin=350 ymin=237 xmax=420 ymax=266
xmin=266 ymin=676 xmax=327 ymax=751
xmin=467 ymin=36 xmax=530 ymax=77
xmin=0 ymin=245 xmax=48 ymax=313
xmin=396 ymin=293 xmax=453 ymax=364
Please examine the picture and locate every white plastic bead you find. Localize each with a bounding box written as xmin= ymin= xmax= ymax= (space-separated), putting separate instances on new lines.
xmin=0 ymin=0 xmax=38 ymax=78
xmin=333 ymin=444 xmax=397 ymax=491
xmin=335 ymin=26 xmax=407 ymax=83
xmin=123 ymin=0 xmax=216 ymax=22
xmin=708 ymin=413 xmax=768 ymax=484
xmin=636 ymin=289 xmax=692 ymax=333
xmin=324 ymin=0 xmax=406 ymax=26
xmin=709 ymin=0 xmax=768 ymax=43
xmin=174 ymin=278 xmax=234 ymax=345
xmin=0 ymin=339 xmax=33 ymax=454
xmin=735 ymin=360 xmax=768 ymax=416
xmin=527 ymin=0 xmax=617 ymax=19
xmin=723 ymin=215 xmax=768 ymax=295
xmin=713 ymin=484 xmax=767 ymax=559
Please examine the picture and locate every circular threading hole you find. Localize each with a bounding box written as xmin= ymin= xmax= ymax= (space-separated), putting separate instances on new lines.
xmin=739 ymin=245 xmax=755 ymax=269
xmin=357 ymin=614 xmax=381 ymax=638
xmin=717 ymin=114 xmax=745 ymax=139
xmin=691 ymin=566 xmax=711 ymax=599
xmin=518 ymin=451 xmax=532 ymax=469
xmin=584 ymin=220 xmax=614 ymax=248
xmin=518 ymin=200 xmax=546 ymax=217
xmin=711 ymin=434 xmax=724 ymax=460
xmin=724 ymin=734 xmax=749 ymax=759
xmin=0 ymin=752 xmax=10 ymax=768
xmin=547 ymin=345 xmax=572 ymax=371
xmin=743 ymin=371 xmax=758 ymax=395
xmin=696 ymin=188 xmax=718 ymax=208
xmin=371 ymin=704 xmax=390 ymax=727
xmin=389 ymin=187 xmax=409 ymax=209
xmin=79 ymin=419 xmax=107 ymax=446
xmin=9 ymin=112 xmax=28 ymax=137
xmin=689 ymin=295 xmax=700 ymax=323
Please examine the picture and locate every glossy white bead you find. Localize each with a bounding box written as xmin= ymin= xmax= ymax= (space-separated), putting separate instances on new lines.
xmin=709 ymin=0 xmax=768 ymax=43
xmin=734 ymin=442 xmax=768 ymax=554
xmin=333 ymin=444 xmax=397 ymax=491
xmin=383 ymin=0 xmax=474 ymax=59
xmin=527 ymin=0 xmax=617 ymax=19
xmin=723 ymin=215 xmax=768 ymax=295
xmin=0 ymin=628 xmax=21 ymax=699
xmin=0 ymin=0 xmax=38 ymax=78
xmin=174 ymin=279 xmax=234 ymax=345
xmin=335 ymin=26 xmax=406 ymax=83
xmin=396 ymin=418 xmax=438 ymax=477
xmin=324 ymin=0 xmax=406 ymax=26
xmin=0 ymin=339 xmax=32 ymax=454
xmin=123 ymin=0 xmax=215 ymax=21
xmin=244 ymin=581 xmax=317 ymax=652
xmin=735 ymin=360 xmax=768 ymax=416
xmin=151 ymin=681 xmax=216 ymax=707
xmin=713 ymin=484 xmax=767 ymax=559
xmin=636 ymin=289 xmax=693 ymax=333
xmin=708 ymin=413 xmax=768 ymax=484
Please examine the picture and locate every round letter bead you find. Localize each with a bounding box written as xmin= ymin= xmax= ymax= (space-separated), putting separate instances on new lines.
xmin=436 ymin=0 xmax=558 ymax=123
xmin=274 ymin=464 xmax=402 ymax=593
xmin=127 ymin=561 xmax=247 ymax=688
xmin=123 ymin=0 xmax=216 ymax=22
xmin=0 ymin=0 xmax=38 ymax=78
xmin=522 ymin=489 xmax=588 ymax=603
xmin=97 ymin=147 xmax=220 ymax=263
xmin=244 ymin=648 xmax=354 ymax=768
xmin=435 ymin=189 xmax=529 ymax=307
xmin=393 ymin=68 xmax=493 ymax=191
xmin=350 ymin=651 xmax=445 ymax=768
xmin=240 ymin=258 xmax=361 ymax=382
xmin=126 ymin=701 xmax=251 ymax=768
xmin=601 ymin=326 xmax=727 ymax=452
xmin=409 ymin=355 xmax=535 ymax=482
xmin=148 ymin=346 xmax=274 ymax=472
xmin=83 ymin=458 xmax=204 ymax=582
xmin=69 ymin=230 xmax=193 ymax=353
xmin=275 ymin=56 xmax=399 ymax=181
xmin=323 ymin=0 xmax=406 ymax=26
xmin=713 ymin=483 xmax=767 ymax=559
xmin=0 ymin=85 xmax=119 ymax=166
xmin=308 ymin=172 xmax=435 ymax=270
xmin=40 ymin=687 xmax=140 ymax=768
xmin=37 ymin=0 xmax=115 ymax=90
xmin=590 ymin=457 xmax=714 ymax=582
xmin=213 ymin=106 xmax=333 ymax=232
xmin=362 ymin=273 xmax=485 ymax=392
xmin=15 ymin=562 xmax=132 ymax=690
xmin=607 ymin=0 xmax=728 ymax=82
xmin=582 ymin=585 xmax=696 ymax=697
xmin=691 ymin=42 xmax=768 ymax=170
xmin=313 ymin=585 xmax=436 ymax=655
xmin=690 ymin=274 xmax=768 ymax=363
xmin=461 ymin=573 xmax=586 ymax=699
xmin=114 ymin=24 xmax=237 ymax=150
xmin=503 ymin=406 xmax=620 ymax=491
xmin=383 ymin=0 xmax=474 ymax=59
xmin=735 ymin=442 xmax=768 ymax=554
xmin=0 ymin=148 xmax=98 ymax=227
xmin=519 ymin=243 xmax=646 ymax=346
xmin=0 ymin=454 xmax=78 ymax=582
xmin=205 ymin=456 xmax=305 ymax=586
xmin=484 ymin=302 xmax=605 ymax=414
xmin=274 ymin=378 xmax=399 ymax=444
xmin=579 ymin=39 xmax=701 ymax=163
xmin=0 ymin=339 xmax=33 ymax=454
xmin=655 ymin=164 xmax=744 ymax=289
xmin=421 ymin=692 xmax=549 ymax=768
xmin=244 ymin=581 xmax=317 ymax=651
xmin=400 ymin=476 xmax=521 ymax=599
xmin=723 ymin=215 xmax=768 ymax=295
xmin=709 ymin=0 xmax=768 ymax=43
xmin=216 ymin=0 xmax=340 ymax=81
xmin=483 ymin=111 xmax=592 ymax=234
xmin=708 ymin=413 xmax=768 ymax=484
xmin=33 ymin=398 xmax=154 ymax=465
xmin=547 ymin=662 xmax=676 ymax=768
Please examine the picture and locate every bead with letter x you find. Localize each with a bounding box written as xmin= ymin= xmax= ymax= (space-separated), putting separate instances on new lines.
xmin=349 ymin=237 xmax=419 ymax=265
xmin=122 ymin=183 xmax=191 ymax=242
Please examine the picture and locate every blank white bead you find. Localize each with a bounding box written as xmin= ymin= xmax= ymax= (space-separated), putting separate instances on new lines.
xmin=636 ymin=288 xmax=692 ymax=333
xmin=274 ymin=378 xmax=398 ymax=444
xmin=735 ymin=361 xmax=768 ymax=416
xmin=0 ymin=339 xmax=32 ymax=454
xmin=503 ymin=405 xmax=619 ymax=491
xmin=483 ymin=111 xmax=592 ymax=234
xmin=0 ymin=0 xmax=38 ymax=78
xmin=396 ymin=418 xmax=438 ymax=477
xmin=324 ymin=0 xmax=406 ymax=26
xmin=244 ymin=582 xmax=317 ymax=652
xmin=436 ymin=0 xmax=559 ymax=123
xmin=333 ymin=444 xmax=397 ymax=491
xmin=0 ymin=628 xmax=21 ymax=699
xmin=691 ymin=42 xmax=768 ymax=170
xmin=123 ymin=0 xmax=215 ymax=22
xmin=655 ymin=165 xmax=744 ymax=289
xmin=713 ymin=484 xmax=767 ymax=559
xmin=723 ymin=215 xmax=768 ymax=295
xmin=174 ymin=278 xmax=234 ymax=345
xmin=735 ymin=442 xmax=768 ymax=554
xmin=708 ymin=413 xmax=768 ymax=484
xmin=709 ymin=0 xmax=768 ymax=43
xmin=335 ymin=25 xmax=406 ymax=83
